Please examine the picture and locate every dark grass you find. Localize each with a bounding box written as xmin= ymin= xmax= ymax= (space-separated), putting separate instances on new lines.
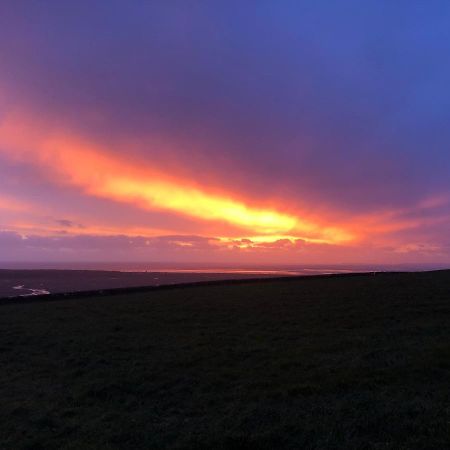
xmin=1 ymin=270 xmax=450 ymax=449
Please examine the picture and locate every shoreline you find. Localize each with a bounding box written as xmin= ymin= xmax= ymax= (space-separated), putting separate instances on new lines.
xmin=0 ymin=269 xmax=419 ymax=304
xmin=1 ymin=268 xmax=448 ymax=304
xmin=0 ymin=267 xmax=373 ymax=302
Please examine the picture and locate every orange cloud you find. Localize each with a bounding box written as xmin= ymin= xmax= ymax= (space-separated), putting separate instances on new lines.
xmin=6 ymin=221 xmax=176 ymax=239
xmin=0 ymin=195 xmax=27 ymax=212
xmin=0 ymin=113 xmax=353 ymax=244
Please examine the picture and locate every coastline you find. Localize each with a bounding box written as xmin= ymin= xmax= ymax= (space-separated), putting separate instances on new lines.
xmin=0 ymin=269 xmax=411 ymax=304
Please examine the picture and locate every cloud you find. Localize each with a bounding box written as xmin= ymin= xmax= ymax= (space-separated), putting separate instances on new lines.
xmin=0 ymin=195 xmax=28 ymax=212
xmin=0 ymin=113 xmax=353 ymax=243
xmin=54 ymin=219 xmax=85 ymax=229
xmin=0 ymin=230 xmax=220 ymax=261
xmin=1 ymin=2 xmax=450 ymax=214
xmin=0 ymin=3 xmax=449 ymax=263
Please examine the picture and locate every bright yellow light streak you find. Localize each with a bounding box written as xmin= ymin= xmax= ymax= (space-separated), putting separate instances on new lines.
xmin=0 ymin=115 xmax=354 ymax=244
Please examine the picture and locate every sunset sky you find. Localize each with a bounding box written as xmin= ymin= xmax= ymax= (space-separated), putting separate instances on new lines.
xmin=1 ymin=2 xmax=450 ymax=264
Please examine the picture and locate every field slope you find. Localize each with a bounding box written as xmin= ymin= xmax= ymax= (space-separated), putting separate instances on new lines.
xmin=1 ymin=271 xmax=450 ymax=449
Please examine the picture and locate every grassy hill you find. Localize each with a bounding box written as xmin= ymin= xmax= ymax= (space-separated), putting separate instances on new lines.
xmin=1 ymin=271 xmax=450 ymax=449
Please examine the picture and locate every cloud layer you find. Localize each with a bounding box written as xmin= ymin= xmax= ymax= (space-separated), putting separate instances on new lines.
xmin=0 ymin=2 xmax=449 ymax=264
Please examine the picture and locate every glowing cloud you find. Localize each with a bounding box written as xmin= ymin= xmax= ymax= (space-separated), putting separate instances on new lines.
xmin=0 ymin=195 xmax=27 ymax=212
xmin=0 ymin=114 xmax=352 ymax=244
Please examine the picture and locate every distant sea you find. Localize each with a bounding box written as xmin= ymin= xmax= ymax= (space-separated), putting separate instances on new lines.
xmin=0 ymin=261 xmax=447 ymax=274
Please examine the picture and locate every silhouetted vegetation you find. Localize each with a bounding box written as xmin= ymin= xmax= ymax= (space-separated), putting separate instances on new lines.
xmin=1 ymin=271 xmax=450 ymax=449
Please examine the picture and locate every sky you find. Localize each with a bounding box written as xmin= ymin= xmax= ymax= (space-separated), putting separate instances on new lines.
xmin=0 ymin=1 xmax=450 ymax=265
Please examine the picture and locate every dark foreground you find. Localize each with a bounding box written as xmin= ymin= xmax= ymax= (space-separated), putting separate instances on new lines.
xmin=1 ymin=271 xmax=450 ymax=449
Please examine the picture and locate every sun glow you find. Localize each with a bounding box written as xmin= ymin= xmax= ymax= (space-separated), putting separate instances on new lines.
xmin=106 ymin=178 xmax=298 ymax=234
xmin=0 ymin=114 xmax=354 ymax=244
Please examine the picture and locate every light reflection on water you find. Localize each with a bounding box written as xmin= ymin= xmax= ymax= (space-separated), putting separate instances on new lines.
xmin=12 ymin=285 xmax=51 ymax=296
xmin=0 ymin=262 xmax=443 ymax=273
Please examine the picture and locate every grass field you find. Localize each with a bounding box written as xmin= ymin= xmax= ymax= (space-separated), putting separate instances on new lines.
xmin=1 ymin=271 xmax=450 ymax=449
